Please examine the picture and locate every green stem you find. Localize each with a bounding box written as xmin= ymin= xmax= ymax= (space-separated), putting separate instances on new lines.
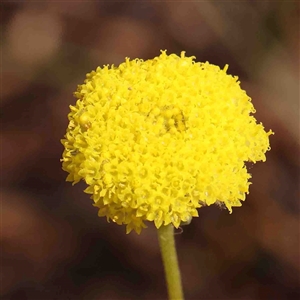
xmin=157 ymin=224 xmax=184 ymax=300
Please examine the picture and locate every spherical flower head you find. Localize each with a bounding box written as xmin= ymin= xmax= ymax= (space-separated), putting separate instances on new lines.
xmin=61 ymin=50 xmax=273 ymax=234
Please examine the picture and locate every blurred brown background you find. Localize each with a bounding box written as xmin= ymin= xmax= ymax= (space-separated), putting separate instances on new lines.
xmin=1 ymin=1 xmax=299 ymax=300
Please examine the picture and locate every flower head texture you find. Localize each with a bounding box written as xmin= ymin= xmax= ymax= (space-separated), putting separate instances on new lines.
xmin=61 ymin=51 xmax=273 ymax=234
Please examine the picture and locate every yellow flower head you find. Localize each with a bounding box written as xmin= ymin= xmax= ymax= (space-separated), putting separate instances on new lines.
xmin=61 ymin=51 xmax=273 ymax=234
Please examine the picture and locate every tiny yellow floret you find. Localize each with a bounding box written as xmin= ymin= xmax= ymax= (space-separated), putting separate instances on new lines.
xmin=61 ymin=50 xmax=273 ymax=234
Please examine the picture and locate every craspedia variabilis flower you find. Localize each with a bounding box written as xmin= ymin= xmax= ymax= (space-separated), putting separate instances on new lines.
xmin=61 ymin=51 xmax=273 ymax=234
